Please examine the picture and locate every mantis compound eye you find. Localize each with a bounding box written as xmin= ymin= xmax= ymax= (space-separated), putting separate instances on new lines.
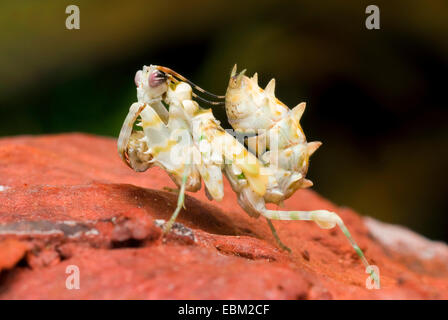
xmin=149 ymin=70 xmax=167 ymax=88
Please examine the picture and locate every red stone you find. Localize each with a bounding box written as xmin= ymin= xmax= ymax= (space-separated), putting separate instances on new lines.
xmin=0 ymin=133 xmax=447 ymax=299
xmin=0 ymin=239 xmax=29 ymax=271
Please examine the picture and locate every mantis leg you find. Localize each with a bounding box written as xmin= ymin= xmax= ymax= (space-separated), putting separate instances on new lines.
xmin=265 ymin=218 xmax=291 ymax=253
xmin=117 ymin=102 xmax=146 ymax=166
xmin=262 ymin=208 xmax=379 ymax=284
xmin=163 ymin=166 xmax=189 ymax=234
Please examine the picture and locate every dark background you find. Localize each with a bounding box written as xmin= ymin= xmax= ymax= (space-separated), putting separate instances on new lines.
xmin=0 ymin=1 xmax=447 ymax=241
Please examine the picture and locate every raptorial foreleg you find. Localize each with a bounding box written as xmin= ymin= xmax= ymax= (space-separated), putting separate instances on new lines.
xmin=117 ymin=102 xmax=147 ymax=166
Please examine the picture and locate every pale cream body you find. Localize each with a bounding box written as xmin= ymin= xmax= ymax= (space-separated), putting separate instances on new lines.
xmin=225 ymin=67 xmax=322 ymax=206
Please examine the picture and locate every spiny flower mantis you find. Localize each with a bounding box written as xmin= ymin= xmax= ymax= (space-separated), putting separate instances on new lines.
xmin=117 ymin=65 xmax=379 ymax=285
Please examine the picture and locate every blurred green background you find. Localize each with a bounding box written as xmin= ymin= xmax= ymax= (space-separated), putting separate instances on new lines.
xmin=0 ymin=0 xmax=447 ymax=241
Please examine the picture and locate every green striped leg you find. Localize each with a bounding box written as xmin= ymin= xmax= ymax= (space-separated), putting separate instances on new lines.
xmin=262 ymin=209 xmax=379 ymax=284
xmin=266 ymin=218 xmax=291 ymax=253
xmin=163 ymin=168 xmax=189 ymax=234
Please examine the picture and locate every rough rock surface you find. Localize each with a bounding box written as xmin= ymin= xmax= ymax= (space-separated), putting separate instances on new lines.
xmin=0 ymin=133 xmax=447 ymax=299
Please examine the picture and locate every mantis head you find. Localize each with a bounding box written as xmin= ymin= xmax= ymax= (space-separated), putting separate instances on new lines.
xmin=135 ymin=65 xmax=169 ymax=102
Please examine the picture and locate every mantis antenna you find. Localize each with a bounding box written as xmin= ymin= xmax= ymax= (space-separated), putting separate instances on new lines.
xmin=156 ymin=66 xmax=226 ymax=106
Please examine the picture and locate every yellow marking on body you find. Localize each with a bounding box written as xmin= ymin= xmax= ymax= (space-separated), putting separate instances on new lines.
xmin=275 ymin=98 xmax=288 ymax=109
xmin=169 ymin=81 xmax=178 ymax=90
xmin=236 ymin=151 xmax=260 ymax=176
xmin=194 ymin=107 xmax=213 ymax=116
xmin=142 ymin=117 xmax=163 ymax=128
xmin=245 ymin=171 xmax=268 ymax=196
xmin=246 ymin=80 xmax=253 ymax=91
xmin=152 ymin=139 xmax=177 ymax=155
xmin=229 ymin=94 xmax=241 ymax=104
xmin=289 ymin=122 xmax=300 ymax=139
